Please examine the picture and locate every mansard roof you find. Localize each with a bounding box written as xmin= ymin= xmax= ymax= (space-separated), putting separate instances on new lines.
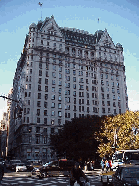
xmin=60 ymin=27 xmax=104 ymax=47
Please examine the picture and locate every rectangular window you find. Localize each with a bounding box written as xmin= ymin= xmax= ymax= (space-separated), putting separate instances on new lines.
xmin=44 ymin=101 xmax=48 ymax=108
xmin=45 ymin=86 xmax=48 ymax=92
xmin=44 ymin=110 xmax=47 ymax=116
xmin=45 ymin=94 xmax=48 ymax=100
xmin=38 ymin=93 xmax=41 ymax=99
xmin=43 ymin=136 xmax=47 ymax=144
xmin=59 ymin=73 xmax=62 ymax=79
xmin=52 ymin=72 xmax=56 ymax=78
xmin=51 ymin=111 xmax=55 ymax=116
xmin=27 ymin=108 xmax=30 ymax=114
xmin=28 ymin=92 xmax=31 ymax=97
xmin=39 ymin=62 xmax=42 ymax=69
xmin=58 ymin=119 xmax=61 ymax=125
xmin=58 ymin=95 xmax=62 ymax=101
xmin=52 ymin=95 xmax=55 ymax=100
xmin=39 ymin=70 xmax=42 ymax=76
xmin=73 ymin=91 xmax=76 ymax=96
xmin=51 ymin=119 xmax=54 ymax=125
xmin=27 ymin=117 xmax=29 ymax=123
xmin=36 ymin=127 xmax=40 ymax=133
xmin=73 ymin=70 xmax=76 ymax=75
xmin=58 ymin=103 xmax=62 ymax=109
xmin=25 ymin=92 xmax=27 ymax=97
xmin=59 ymin=67 xmax=62 ymax=72
xmin=37 ymin=101 xmax=41 ymax=107
xmin=44 ymin=118 xmax=47 ymax=124
xmin=59 ymin=81 xmax=62 ymax=86
xmin=59 ymin=88 xmax=62 ymax=94
xmin=38 ymin=85 xmax=41 ymax=91
xmin=45 ymin=79 xmax=48 ymax=85
xmin=52 ymin=80 xmax=55 ymax=85
xmin=36 ymin=136 xmax=40 ymax=144
xmin=46 ymin=71 xmax=49 ymax=77
xmin=102 ymin=108 xmax=105 ymax=113
xmin=73 ymin=84 xmax=76 ymax=89
xmin=58 ymin=111 xmax=62 ymax=117
xmin=52 ymin=87 xmax=55 ymax=92
xmin=37 ymin=117 xmax=40 ymax=123
xmin=38 ymin=78 xmax=41 ymax=84
xmin=37 ymin=109 xmax=40 ymax=116
xmin=52 ymin=102 xmax=55 ymax=108
xmin=73 ymin=77 xmax=76 ymax=82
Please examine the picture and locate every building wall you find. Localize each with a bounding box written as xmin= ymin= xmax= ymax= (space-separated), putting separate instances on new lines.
xmin=8 ymin=16 xmax=128 ymax=161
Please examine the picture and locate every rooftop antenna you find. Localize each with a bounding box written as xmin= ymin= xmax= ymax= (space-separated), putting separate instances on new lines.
xmin=38 ymin=2 xmax=43 ymax=20
xmin=96 ymin=18 xmax=99 ymax=43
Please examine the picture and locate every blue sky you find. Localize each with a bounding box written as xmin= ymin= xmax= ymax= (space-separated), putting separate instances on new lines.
xmin=0 ymin=0 xmax=139 ymax=119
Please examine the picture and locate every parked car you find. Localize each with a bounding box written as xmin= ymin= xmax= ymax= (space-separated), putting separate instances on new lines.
xmin=16 ymin=163 xmax=27 ymax=172
xmin=112 ymin=164 xmax=139 ymax=186
xmin=24 ymin=161 xmax=34 ymax=171
xmin=35 ymin=159 xmax=75 ymax=177
xmin=9 ymin=160 xmax=22 ymax=171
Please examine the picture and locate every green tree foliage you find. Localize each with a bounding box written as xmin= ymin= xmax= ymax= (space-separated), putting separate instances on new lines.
xmin=98 ymin=111 xmax=139 ymax=158
xmin=50 ymin=115 xmax=104 ymax=161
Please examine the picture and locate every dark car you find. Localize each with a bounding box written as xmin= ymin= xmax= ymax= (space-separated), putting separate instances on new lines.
xmin=23 ymin=161 xmax=34 ymax=171
xmin=112 ymin=164 xmax=139 ymax=186
xmin=36 ymin=159 xmax=75 ymax=177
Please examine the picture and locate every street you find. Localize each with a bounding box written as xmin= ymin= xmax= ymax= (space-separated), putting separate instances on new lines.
xmin=1 ymin=170 xmax=103 ymax=186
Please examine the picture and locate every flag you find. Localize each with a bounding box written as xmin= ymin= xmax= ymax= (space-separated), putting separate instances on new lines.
xmin=98 ymin=18 xmax=99 ymax=23
xmin=38 ymin=2 xmax=43 ymax=6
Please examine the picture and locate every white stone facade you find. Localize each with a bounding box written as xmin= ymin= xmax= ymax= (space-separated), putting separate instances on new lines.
xmin=8 ymin=16 xmax=128 ymax=161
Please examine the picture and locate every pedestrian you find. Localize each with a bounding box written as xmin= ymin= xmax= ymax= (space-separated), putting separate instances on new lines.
xmin=108 ymin=160 xmax=112 ymax=171
xmin=100 ymin=159 xmax=104 ymax=172
xmin=0 ymin=162 xmax=4 ymax=184
xmin=84 ymin=161 xmax=87 ymax=171
xmin=70 ymin=162 xmax=89 ymax=186
xmin=105 ymin=160 xmax=109 ymax=172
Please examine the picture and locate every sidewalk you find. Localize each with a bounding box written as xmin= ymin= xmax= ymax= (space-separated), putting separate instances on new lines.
xmin=4 ymin=171 xmax=32 ymax=177
xmin=83 ymin=169 xmax=101 ymax=176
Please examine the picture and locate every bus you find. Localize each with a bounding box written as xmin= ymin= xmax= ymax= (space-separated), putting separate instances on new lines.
xmin=111 ymin=150 xmax=139 ymax=169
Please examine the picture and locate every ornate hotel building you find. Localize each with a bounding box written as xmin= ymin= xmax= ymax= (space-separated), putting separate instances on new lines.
xmin=8 ymin=15 xmax=128 ymax=161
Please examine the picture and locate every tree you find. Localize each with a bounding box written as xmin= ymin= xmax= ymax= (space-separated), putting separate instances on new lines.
xmin=50 ymin=115 xmax=104 ymax=161
xmin=97 ymin=111 xmax=139 ymax=158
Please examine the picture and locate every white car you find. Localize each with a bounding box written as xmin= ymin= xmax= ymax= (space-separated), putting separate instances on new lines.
xmin=111 ymin=160 xmax=124 ymax=170
xmin=16 ymin=163 xmax=27 ymax=172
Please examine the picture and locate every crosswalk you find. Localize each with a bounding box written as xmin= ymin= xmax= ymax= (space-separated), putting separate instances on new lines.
xmin=1 ymin=173 xmax=102 ymax=186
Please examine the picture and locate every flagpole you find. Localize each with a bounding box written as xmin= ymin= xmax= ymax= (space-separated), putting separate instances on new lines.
xmin=97 ymin=18 xmax=99 ymax=43
xmin=38 ymin=2 xmax=43 ymax=20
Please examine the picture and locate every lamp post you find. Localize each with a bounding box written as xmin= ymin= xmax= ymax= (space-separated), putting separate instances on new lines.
xmin=112 ymin=128 xmax=118 ymax=153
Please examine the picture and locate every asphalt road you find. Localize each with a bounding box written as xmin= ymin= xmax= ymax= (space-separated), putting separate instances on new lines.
xmin=1 ymin=170 xmax=103 ymax=186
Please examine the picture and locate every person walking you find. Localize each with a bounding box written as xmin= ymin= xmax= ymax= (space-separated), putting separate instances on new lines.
xmin=0 ymin=162 xmax=4 ymax=184
xmin=105 ymin=160 xmax=109 ymax=173
xmin=108 ymin=160 xmax=112 ymax=171
xmin=70 ymin=162 xmax=89 ymax=186
xmin=100 ymin=159 xmax=104 ymax=172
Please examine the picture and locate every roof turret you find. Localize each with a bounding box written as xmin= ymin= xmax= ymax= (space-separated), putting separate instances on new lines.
xmin=29 ymin=23 xmax=37 ymax=29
